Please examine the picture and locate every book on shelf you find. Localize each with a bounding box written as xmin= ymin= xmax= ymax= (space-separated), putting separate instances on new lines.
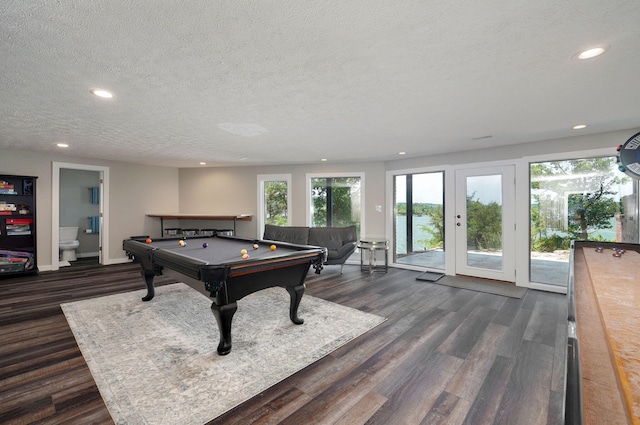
xmin=6 ymin=218 xmax=32 ymax=235
xmin=6 ymin=225 xmax=31 ymax=236
xmin=6 ymin=218 xmax=32 ymax=225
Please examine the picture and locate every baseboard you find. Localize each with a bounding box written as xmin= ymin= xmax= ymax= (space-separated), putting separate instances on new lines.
xmin=105 ymin=257 xmax=133 ymax=265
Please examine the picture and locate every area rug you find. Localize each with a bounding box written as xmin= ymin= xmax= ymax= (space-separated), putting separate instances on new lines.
xmin=429 ymin=275 xmax=528 ymax=299
xmin=61 ymin=283 xmax=385 ymax=425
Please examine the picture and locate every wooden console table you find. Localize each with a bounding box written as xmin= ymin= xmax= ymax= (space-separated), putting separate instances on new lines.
xmin=146 ymin=214 xmax=252 ymax=236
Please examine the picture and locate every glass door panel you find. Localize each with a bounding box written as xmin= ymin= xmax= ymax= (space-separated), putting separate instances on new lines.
xmin=465 ymin=174 xmax=503 ymax=271
xmin=393 ymin=172 xmax=444 ymax=269
xmin=455 ymin=166 xmax=515 ymax=282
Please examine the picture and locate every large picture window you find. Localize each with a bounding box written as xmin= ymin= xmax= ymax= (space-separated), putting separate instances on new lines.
xmin=308 ymin=174 xmax=362 ymax=235
xmin=530 ymin=156 xmax=637 ymax=286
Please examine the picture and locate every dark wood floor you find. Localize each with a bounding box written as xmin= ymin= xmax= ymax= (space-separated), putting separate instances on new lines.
xmin=0 ymin=260 xmax=567 ymax=425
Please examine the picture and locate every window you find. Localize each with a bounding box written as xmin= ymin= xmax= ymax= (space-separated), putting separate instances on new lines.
xmin=257 ymin=174 xmax=291 ymax=237
xmin=393 ymin=172 xmax=445 ymax=269
xmin=529 ymin=156 xmax=637 ymax=286
xmin=308 ymin=174 xmax=362 ymax=235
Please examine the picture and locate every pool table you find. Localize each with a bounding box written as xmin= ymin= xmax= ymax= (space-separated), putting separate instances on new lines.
xmin=123 ymin=235 xmax=325 ymax=355
xmin=565 ymin=240 xmax=640 ymax=425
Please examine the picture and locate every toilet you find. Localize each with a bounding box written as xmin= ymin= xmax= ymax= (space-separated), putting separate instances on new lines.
xmin=59 ymin=227 xmax=80 ymax=262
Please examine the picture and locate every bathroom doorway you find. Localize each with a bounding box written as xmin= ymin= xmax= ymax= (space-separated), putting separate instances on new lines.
xmin=51 ymin=162 xmax=110 ymax=271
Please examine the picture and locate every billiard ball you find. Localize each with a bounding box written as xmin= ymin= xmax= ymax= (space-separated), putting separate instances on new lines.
xmin=253 ymin=243 xmax=259 ymax=250
xmin=240 ymin=248 xmax=248 ymax=255
xmin=270 ymin=244 xmax=276 ymax=251
xmin=202 ymin=243 xmax=208 ymax=248
xmin=178 ymin=240 xmax=186 ymax=247
xmin=145 ymin=238 xmax=152 ymax=244
xmin=242 ymin=253 xmax=250 ymax=259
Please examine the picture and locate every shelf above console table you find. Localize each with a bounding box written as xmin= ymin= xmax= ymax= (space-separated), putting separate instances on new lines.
xmin=146 ymin=214 xmax=253 ymax=236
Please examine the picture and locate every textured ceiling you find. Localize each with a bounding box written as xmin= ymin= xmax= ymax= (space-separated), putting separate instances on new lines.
xmin=1 ymin=1 xmax=639 ymax=168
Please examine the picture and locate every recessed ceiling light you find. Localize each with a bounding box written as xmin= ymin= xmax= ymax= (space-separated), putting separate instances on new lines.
xmin=90 ymin=89 xmax=114 ymax=98
xmin=321 ymin=158 xmax=328 ymax=162
xmin=199 ymin=162 xmax=206 ymax=165
xmin=576 ymin=46 xmax=606 ymax=60
xmin=398 ymin=152 xmax=406 ymax=155
xmin=572 ymin=124 xmax=588 ymax=130
xmin=56 ymin=143 xmax=69 ymax=148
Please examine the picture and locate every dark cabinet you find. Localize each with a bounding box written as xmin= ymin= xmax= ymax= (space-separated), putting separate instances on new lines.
xmin=0 ymin=175 xmax=37 ymax=276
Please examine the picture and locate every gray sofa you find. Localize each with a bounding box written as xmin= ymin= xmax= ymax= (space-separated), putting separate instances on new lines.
xmin=263 ymin=224 xmax=358 ymax=273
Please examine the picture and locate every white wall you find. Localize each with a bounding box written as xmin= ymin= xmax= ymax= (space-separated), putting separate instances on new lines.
xmin=0 ymin=148 xmax=180 ymax=268
xmin=2 ymin=127 xmax=637 ymax=271
xmin=384 ymin=129 xmax=638 ymax=170
xmin=177 ymin=128 xmax=640 ymax=242
xmin=178 ymin=162 xmax=386 ymax=239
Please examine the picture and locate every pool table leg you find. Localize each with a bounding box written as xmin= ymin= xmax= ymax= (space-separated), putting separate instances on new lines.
xmin=141 ymin=270 xmax=156 ymax=301
xmin=286 ymin=284 xmax=305 ymax=325
xmin=211 ymin=302 xmax=238 ymax=355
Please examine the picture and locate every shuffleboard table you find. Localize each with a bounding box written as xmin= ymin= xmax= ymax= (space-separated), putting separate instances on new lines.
xmin=566 ymin=240 xmax=640 ymax=425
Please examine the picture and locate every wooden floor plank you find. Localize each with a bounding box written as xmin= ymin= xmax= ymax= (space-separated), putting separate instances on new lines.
xmin=460 ymin=355 xmax=515 ymax=425
xmin=0 ymin=260 xmax=567 ymax=425
xmin=444 ymin=322 xmax=509 ymax=402
xmin=493 ymin=340 xmax=555 ymax=425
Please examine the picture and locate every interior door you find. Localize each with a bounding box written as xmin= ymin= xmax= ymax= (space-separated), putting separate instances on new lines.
xmin=455 ymin=166 xmax=515 ymax=282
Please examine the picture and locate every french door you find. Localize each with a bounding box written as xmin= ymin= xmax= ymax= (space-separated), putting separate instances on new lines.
xmin=455 ymin=166 xmax=516 ymax=282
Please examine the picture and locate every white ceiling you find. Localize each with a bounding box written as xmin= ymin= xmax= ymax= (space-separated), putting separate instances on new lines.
xmin=1 ymin=1 xmax=639 ymax=168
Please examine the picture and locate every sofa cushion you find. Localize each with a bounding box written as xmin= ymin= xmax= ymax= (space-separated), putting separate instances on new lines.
xmin=308 ymin=226 xmax=357 ymax=251
xmin=263 ymin=224 xmax=310 ymax=245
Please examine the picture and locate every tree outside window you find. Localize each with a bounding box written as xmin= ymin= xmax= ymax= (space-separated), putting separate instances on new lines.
xmin=311 ymin=177 xmax=361 ymax=233
xmin=264 ymin=181 xmax=288 ymax=226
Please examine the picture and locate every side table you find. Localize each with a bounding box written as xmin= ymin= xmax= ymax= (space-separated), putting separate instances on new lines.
xmin=358 ymin=239 xmax=389 ymax=274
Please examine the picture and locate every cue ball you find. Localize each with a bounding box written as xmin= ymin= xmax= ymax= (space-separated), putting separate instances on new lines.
xmin=242 ymin=253 xmax=250 ymax=259
xmin=145 ymin=238 xmax=152 ymax=244
xmin=240 ymin=248 xmax=248 ymax=255
xmin=178 ymin=240 xmax=186 ymax=247
xmin=202 ymin=243 xmax=208 ymax=248
xmin=253 ymin=244 xmax=259 ymax=250
xmin=270 ymin=244 xmax=276 ymax=251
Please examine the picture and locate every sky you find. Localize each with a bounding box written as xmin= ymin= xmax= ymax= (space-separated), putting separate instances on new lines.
xmin=395 ymin=172 xmax=502 ymax=205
